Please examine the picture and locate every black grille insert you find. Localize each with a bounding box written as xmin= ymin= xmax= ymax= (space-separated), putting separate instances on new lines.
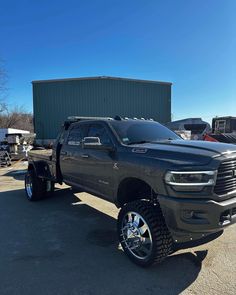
xmin=214 ymin=159 xmax=236 ymax=195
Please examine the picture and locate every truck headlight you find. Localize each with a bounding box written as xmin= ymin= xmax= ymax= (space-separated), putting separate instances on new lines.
xmin=165 ymin=171 xmax=217 ymax=192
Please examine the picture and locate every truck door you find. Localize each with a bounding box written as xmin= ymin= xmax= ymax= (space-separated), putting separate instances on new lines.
xmin=80 ymin=123 xmax=116 ymax=199
xmin=60 ymin=123 xmax=87 ymax=186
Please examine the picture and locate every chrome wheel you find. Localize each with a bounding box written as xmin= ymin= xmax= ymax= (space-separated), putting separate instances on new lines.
xmin=121 ymin=211 xmax=152 ymax=260
xmin=25 ymin=174 xmax=33 ymax=198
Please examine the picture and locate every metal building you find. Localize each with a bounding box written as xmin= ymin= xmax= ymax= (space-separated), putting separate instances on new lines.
xmin=32 ymin=76 xmax=172 ymax=143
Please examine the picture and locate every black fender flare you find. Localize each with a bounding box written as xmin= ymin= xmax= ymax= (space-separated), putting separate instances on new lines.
xmin=28 ymin=161 xmax=52 ymax=179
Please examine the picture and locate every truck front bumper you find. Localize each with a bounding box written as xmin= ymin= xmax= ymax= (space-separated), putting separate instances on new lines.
xmin=158 ymin=195 xmax=236 ymax=244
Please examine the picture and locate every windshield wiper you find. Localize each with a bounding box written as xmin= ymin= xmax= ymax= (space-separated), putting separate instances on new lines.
xmin=156 ymin=138 xmax=176 ymax=142
xmin=127 ymin=139 xmax=176 ymax=145
xmin=127 ymin=140 xmax=152 ymax=145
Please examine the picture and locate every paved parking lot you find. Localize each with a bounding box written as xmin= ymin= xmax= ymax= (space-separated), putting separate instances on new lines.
xmin=0 ymin=162 xmax=236 ymax=295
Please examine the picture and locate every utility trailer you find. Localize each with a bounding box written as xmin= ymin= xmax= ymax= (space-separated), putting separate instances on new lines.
xmin=0 ymin=150 xmax=11 ymax=167
xmin=204 ymin=116 xmax=236 ymax=144
xmin=0 ymin=133 xmax=35 ymax=160
xmin=166 ymin=118 xmax=211 ymax=140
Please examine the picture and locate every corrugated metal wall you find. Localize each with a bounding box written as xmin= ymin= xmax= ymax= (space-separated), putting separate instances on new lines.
xmin=33 ymin=77 xmax=171 ymax=140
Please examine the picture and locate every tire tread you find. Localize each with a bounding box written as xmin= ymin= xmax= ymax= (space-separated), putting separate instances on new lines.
xmin=118 ymin=200 xmax=173 ymax=266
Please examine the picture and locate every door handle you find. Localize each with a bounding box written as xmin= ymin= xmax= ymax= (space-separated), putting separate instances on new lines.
xmin=81 ymin=154 xmax=89 ymax=158
xmin=61 ymin=151 xmax=67 ymax=155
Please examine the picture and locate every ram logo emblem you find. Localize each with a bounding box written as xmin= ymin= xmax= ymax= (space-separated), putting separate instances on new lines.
xmin=113 ymin=163 xmax=119 ymax=170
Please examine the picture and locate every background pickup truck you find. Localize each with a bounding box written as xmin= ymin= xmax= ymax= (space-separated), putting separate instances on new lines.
xmin=25 ymin=116 xmax=236 ymax=267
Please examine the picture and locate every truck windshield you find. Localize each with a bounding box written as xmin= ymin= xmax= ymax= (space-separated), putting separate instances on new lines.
xmin=110 ymin=120 xmax=181 ymax=145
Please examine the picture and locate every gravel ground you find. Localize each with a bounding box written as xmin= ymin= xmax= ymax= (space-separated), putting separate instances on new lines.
xmin=0 ymin=162 xmax=235 ymax=295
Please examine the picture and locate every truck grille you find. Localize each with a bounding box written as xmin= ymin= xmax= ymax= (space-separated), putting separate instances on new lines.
xmin=214 ymin=159 xmax=236 ymax=195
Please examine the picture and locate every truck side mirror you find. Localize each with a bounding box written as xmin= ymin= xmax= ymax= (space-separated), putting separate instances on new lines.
xmin=82 ymin=137 xmax=114 ymax=151
xmin=82 ymin=137 xmax=101 ymax=147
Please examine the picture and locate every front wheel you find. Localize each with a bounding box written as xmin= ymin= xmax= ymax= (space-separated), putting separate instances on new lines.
xmin=117 ymin=200 xmax=173 ymax=267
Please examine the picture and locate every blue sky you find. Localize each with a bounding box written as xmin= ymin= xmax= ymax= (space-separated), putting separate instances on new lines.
xmin=0 ymin=0 xmax=235 ymax=123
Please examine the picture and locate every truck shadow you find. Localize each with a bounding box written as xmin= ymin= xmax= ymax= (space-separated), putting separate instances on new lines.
xmin=0 ymin=187 xmax=207 ymax=295
xmin=2 ymin=168 xmax=27 ymax=181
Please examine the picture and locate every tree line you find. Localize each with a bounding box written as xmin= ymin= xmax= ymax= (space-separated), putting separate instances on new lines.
xmin=0 ymin=104 xmax=34 ymax=132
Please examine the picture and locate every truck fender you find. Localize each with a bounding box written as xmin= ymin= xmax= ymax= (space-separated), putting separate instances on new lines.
xmin=28 ymin=161 xmax=52 ymax=179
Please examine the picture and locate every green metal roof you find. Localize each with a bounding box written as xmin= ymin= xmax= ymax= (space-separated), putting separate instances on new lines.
xmin=32 ymin=76 xmax=172 ymax=85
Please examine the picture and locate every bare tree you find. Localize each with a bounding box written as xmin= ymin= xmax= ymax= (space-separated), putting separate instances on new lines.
xmin=0 ymin=101 xmax=7 ymax=113
xmin=0 ymin=61 xmax=34 ymax=132
xmin=0 ymin=60 xmax=8 ymax=113
xmin=0 ymin=105 xmax=34 ymax=132
xmin=0 ymin=63 xmax=7 ymax=93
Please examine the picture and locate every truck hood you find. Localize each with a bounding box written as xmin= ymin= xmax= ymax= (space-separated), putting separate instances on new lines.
xmin=131 ymin=140 xmax=236 ymax=165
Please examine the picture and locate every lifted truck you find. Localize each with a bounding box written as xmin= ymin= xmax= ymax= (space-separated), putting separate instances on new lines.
xmin=25 ymin=116 xmax=236 ymax=267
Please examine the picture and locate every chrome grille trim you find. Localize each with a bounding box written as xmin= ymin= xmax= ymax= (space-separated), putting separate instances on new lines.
xmin=214 ymin=159 xmax=236 ymax=195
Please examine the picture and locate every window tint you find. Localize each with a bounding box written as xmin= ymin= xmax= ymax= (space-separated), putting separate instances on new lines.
xmin=67 ymin=125 xmax=84 ymax=145
xmin=110 ymin=121 xmax=180 ymax=144
xmin=88 ymin=124 xmax=112 ymax=145
xmin=184 ymin=124 xmax=207 ymax=135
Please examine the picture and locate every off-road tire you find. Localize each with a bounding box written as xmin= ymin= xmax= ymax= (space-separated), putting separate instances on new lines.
xmin=25 ymin=169 xmax=54 ymax=201
xmin=117 ymin=200 xmax=173 ymax=267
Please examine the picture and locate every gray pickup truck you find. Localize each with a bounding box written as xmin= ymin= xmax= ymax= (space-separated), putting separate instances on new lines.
xmin=25 ymin=116 xmax=236 ymax=266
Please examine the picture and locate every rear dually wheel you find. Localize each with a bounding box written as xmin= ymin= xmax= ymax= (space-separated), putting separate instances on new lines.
xmin=25 ymin=169 xmax=54 ymax=201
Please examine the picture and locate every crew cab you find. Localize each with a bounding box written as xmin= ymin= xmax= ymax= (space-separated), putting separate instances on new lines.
xmin=25 ymin=116 xmax=236 ymax=266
